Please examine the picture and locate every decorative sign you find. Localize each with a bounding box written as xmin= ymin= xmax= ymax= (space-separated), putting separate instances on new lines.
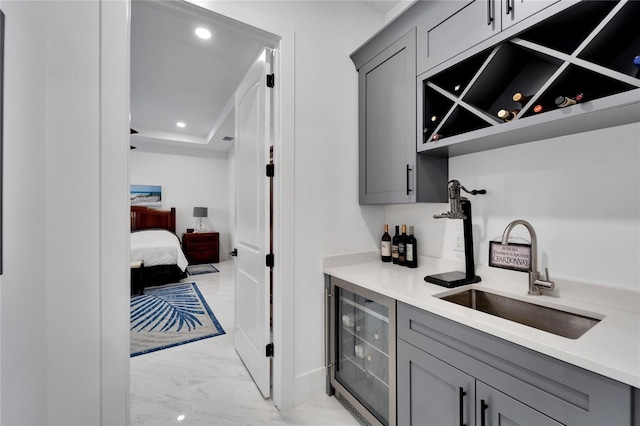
xmin=489 ymin=241 xmax=531 ymax=272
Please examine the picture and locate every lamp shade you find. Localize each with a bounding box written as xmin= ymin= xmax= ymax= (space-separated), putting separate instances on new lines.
xmin=193 ymin=207 xmax=208 ymax=218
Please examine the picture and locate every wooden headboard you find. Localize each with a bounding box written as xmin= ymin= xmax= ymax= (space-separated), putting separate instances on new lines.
xmin=130 ymin=206 xmax=176 ymax=233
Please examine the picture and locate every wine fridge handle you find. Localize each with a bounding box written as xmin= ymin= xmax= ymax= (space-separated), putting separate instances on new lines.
xmin=481 ymin=399 xmax=488 ymax=426
xmin=506 ymin=0 xmax=513 ymax=15
xmin=406 ymin=164 xmax=413 ymax=195
xmin=459 ymin=387 xmax=467 ymax=426
xmin=487 ymin=0 xmax=494 ymax=25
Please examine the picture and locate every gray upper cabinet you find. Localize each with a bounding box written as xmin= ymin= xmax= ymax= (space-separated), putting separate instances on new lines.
xmin=416 ymin=0 xmax=560 ymax=75
xmin=358 ymin=31 xmax=417 ymax=204
xmin=356 ymin=30 xmax=448 ymax=204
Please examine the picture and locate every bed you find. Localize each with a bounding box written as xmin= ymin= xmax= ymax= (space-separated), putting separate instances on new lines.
xmin=130 ymin=206 xmax=189 ymax=294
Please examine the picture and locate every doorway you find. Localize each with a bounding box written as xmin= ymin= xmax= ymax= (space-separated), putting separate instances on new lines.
xmin=128 ymin=0 xmax=291 ymax=410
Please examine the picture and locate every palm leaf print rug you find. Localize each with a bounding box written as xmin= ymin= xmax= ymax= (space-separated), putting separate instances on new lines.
xmin=130 ymin=282 xmax=225 ymax=357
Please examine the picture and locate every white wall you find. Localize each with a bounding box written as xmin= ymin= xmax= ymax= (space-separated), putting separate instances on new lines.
xmin=130 ymin=150 xmax=233 ymax=260
xmin=2 ymin=1 xmax=130 ymax=424
xmin=1 ymin=2 xmax=48 ymax=424
xmin=386 ymin=122 xmax=640 ymax=292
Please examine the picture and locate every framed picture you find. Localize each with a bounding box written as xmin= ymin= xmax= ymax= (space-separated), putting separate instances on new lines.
xmin=488 ymin=241 xmax=531 ymax=273
xmin=130 ymin=184 xmax=162 ymax=207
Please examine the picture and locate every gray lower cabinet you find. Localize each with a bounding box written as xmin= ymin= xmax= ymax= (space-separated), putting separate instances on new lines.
xmin=397 ymin=302 xmax=634 ymax=425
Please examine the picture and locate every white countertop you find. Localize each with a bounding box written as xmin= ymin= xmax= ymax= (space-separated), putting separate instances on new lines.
xmin=323 ymin=252 xmax=640 ymax=389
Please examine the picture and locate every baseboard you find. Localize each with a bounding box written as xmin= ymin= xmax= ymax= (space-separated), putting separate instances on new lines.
xmin=293 ymin=366 xmax=326 ymax=407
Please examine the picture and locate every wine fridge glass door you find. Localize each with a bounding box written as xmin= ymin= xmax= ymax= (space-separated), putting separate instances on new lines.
xmin=335 ymin=286 xmax=390 ymax=425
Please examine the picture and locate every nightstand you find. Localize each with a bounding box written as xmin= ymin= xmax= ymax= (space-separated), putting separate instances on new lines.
xmin=182 ymin=232 xmax=219 ymax=264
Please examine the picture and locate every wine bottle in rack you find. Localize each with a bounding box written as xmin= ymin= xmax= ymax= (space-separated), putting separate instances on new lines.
xmin=453 ymin=84 xmax=461 ymax=94
xmin=406 ymin=226 xmax=418 ymax=268
xmin=512 ymin=92 xmax=532 ymax=105
xmin=555 ymin=95 xmax=577 ymax=108
xmin=398 ymin=224 xmax=408 ymax=265
xmin=497 ymin=109 xmax=520 ymax=122
xmin=381 ymin=224 xmax=391 ymax=262
xmin=392 ymin=225 xmax=400 ymax=264
xmin=634 ymin=55 xmax=640 ymax=78
xmin=431 ymin=133 xmax=443 ymax=141
xmin=533 ymin=104 xmax=544 ymax=114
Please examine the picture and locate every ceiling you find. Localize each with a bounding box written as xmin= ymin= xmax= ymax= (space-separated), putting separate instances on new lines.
xmin=130 ymin=1 xmax=400 ymax=157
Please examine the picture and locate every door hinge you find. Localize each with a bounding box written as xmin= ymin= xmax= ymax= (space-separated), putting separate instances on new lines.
xmin=266 ymin=343 xmax=274 ymax=357
xmin=266 ymin=163 xmax=275 ymax=177
xmin=266 ymin=253 xmax=274 ymax=268
xmin=266 ymin=74 xmax=275 ymax=88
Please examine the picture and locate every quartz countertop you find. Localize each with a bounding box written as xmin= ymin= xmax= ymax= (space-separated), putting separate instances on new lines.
xmin=323 ymin=252 xmax=640 ymax=388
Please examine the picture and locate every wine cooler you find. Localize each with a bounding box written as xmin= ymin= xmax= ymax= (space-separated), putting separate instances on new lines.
xmin=326 ymin=276 xmax=396 ymax=426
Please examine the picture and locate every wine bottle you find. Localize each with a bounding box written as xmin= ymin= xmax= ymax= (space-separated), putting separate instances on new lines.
xmin=398 ymin=224 xmax=408 ymax=265
xmin=512 ymin=92 xmax=532 ymax=105
xmin=381 ymin=224 xmax=392 ymax=262
xmin=555 ymin=95 xmax=577 ymax=108
xmin=431 ymin=133 xmax=443 ymax=141
xmin=575 ymin=92 xmax=584 ymax=103
xmin=406 ymin=226 xmax=418 ymax=268
xmin=634 ymin=55 xmax=640 ymax=78
xmin=497 ymin=109 xmax=520 ymax=122
xmin=533 ymin=104 xmax=544 ymax=114
xmin=392 ymin=225 xmax=400 ymax=264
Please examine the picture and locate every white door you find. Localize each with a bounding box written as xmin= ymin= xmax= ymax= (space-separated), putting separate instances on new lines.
xmin=234 ymin=48 xmax=272 ymax=398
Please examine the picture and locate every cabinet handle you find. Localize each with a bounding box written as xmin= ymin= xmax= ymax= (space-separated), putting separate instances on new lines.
xmin=506 ymin=0 xmax=513 ymax=15
xmin=487 ymin=0 xmax=494 ymax=25
xmin=406 ymin=164 xmax=413 ymax=195
xmin=481 ymin=399 xmax=489 ymax=426
xmin=459 ymin=387 xmax=467 ymax=426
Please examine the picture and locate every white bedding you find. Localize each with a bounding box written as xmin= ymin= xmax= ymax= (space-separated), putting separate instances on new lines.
xmin=130 ymin=230 xmax=189 ymax=272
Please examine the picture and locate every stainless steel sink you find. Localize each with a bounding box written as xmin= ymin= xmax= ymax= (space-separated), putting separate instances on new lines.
xmin=438 ymin=289 xmax=601 ymax=339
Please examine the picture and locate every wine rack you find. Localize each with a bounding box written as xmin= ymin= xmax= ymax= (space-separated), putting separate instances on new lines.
xmin=418 ymin=0 xmax=640 ymax=157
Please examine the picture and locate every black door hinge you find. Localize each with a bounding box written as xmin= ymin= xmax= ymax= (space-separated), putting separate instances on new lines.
xmin=266 ymin=74 xmax=275 ymax=88
xmin=266 ymin=253 xmax=274 ymax=268
xmin=266 ymin=164 xmax=275 ymax=177
xmin=266 ymin=343 xmax=274 ymax=357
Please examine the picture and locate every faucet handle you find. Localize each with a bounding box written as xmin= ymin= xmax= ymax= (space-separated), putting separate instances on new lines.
xmin=534 ymin=268 xmax=555 ymax=290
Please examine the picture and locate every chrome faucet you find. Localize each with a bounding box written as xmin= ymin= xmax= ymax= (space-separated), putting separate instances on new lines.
xmin=501 ymin=220 xmax=554 ymax=295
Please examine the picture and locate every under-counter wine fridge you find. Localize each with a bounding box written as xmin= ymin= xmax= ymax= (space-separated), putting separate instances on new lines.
xmin=326 ymin=276 xmax=396 ymax=426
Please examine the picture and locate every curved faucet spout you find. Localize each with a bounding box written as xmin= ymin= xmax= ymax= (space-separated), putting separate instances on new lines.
xmin=501 ymin=220 xmax=538 ymax=272
xmin=501 ymin=219 xmax=554 ymax=295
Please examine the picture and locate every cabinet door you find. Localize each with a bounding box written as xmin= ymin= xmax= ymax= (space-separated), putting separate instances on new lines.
xmin=359 ymin=30 xmax=416 ymax=204
xmin=476 ymin=381 xmax=562 ymax=426
xmin=417 ymin=0 xmax=499 ymax=74
xmin=397 ymin=339 xmax=475 ymax=426
xmin=501 ymin=0 xmax=560 ymax=30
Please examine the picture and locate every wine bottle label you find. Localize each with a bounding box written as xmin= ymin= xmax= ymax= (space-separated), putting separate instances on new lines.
xmin=391 ymin=245 xmax=399 ymax=258
xmin=398 ymin=243 xmax=405 ymax=255
xmin=406 ymin=244 xmax=414 ymax=261
xmin=381 ymin=241 xmax=391 ymax=256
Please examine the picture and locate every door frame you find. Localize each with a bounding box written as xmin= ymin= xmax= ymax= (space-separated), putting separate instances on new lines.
xmin=99 ymin=0 xmax=297 ymax=417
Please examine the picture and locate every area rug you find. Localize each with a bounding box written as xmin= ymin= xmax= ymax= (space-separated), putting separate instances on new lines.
xmin=186 ymin=264 xmax=220 ymax=276
xmin=130 ymin=282 xmax=225 ymax=357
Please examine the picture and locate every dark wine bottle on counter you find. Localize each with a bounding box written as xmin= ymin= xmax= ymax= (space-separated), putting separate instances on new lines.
xmin=512 ymin=92 xmax=532 ymax=105
xmin=406 ymin=226 xmax=418 ymax=268
xmin=392 ymin=225 xmax=400 ymax=264
xmin=555 ymin=95 xmax=577 ymax=107
xmin=381 ymin=224 xmax=392 ymax=262
xmin=497 ymin=109 xmax=520 ymax=122
xmin=398 ymin=224 xmax=407 ymax=265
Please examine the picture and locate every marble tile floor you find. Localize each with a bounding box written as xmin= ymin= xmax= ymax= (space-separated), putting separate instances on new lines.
xmin=130 ymin=260 xmax=359 ymax=426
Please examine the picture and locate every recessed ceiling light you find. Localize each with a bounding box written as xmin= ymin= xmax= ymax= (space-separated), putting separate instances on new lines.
xmin=195 ymin=27 xmax=211 ymax=40
xmin=176 ymin=122 xmax=186 ymax=128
